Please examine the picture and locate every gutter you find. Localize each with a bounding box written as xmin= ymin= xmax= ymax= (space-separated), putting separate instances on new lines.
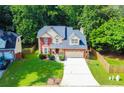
xmin=0 ymin=48 xmax=15 ymax=51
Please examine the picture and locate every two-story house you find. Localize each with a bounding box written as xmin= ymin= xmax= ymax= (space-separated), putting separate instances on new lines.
xmin=37 ymin=26 xmax=88 ymax=58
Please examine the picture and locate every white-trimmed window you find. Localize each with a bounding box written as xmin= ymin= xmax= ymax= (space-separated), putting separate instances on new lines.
xmin=44 ymin=38 xmax=48 ymax=44
xmin=55 ymin=38 xmax=59 ymax=43
xmin=55 ymin=35 xmax=60 ymax=44
xmin=71 ymin=39 xmax=79 ymax=45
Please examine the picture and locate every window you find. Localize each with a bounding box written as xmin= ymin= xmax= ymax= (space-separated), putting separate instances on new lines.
xmin=71 ymin=39 xmax=78 ymax=45
xmin=55 ymin=38 xmax=59 ymax=43
xmin=44 ymin=48 xmax=48 ymax=54
xmin=55 ymin=35 xmax=59 ymax=43
xmin=44 ymin=38 xmax=48 ymax=44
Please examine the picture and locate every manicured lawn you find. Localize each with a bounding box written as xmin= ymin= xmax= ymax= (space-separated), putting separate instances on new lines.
xmin=0 ymin=53 xmax=63 ymax=87
xmin=88 ymin=58 xmax=124 ymax=85
xmin=105 ymin=57 xmax=124 ymax=66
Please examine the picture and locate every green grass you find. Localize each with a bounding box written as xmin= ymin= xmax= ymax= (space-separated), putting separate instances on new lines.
xmin=0 ymin=53 xmax=63 ymax=87
xmin=105 ymin=57 xmax=124 ymax=66
xmin=88 ymin=59 xmax=124 ymax=85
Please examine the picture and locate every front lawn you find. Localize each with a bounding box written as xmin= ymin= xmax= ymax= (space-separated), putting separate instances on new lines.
xmin=105 ymin=57 xmax=124 ymax=66
xmin=0 ymin=53 xmax=63 ymax=87
xmin=88 ymin=56 xmax=124 ymax=85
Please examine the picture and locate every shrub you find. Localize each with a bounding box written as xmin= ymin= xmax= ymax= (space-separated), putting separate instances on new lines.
xmin=59 ymin=54 xmax=65 ymax=61
xmin=48 ymin=54 xmax=55 ymax=60
xmin=39 ymin=54 xmax=47 ymax=60
xmin=35 ymin=50 xmax=40 ymax=57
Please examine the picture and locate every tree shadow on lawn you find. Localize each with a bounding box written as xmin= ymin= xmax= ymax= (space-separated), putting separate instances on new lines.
xmin=0 ymin=56 xmax=63 ymax=87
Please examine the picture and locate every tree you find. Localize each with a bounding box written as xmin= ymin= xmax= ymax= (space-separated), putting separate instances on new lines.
xmin=78 ymin=5 xmax=120 ymax=45
xmin=90 ymin=18 xmax=124 ymax=53
xmin=10 ymin=6 xmax=48 ymax=45
xmin=10 ymin=5 xmax=68 ymax=45
xmin=0 ymin=6 xmax=13 ymax=31
xmin=47 ymin=6 xmax=68 ymax=25
xmin=58 ymin=6 xmax=83 ymax=28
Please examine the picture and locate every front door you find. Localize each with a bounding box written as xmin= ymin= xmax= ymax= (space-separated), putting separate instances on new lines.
xmin=43 ymin=47 xmax=49 ymax=54
xmin=56 ymin=49 xmax=59 ymax=54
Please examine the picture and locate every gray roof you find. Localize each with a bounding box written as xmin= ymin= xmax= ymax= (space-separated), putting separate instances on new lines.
xmin=0 ymin=30 xmax=19 ymax=49
xmin=37 ymin=26 xmax=66 ymax=38
xmin=37 ymin=26 xmax=87 ymax=49
xmin=50 ymin=40 xmax=87 ymax=49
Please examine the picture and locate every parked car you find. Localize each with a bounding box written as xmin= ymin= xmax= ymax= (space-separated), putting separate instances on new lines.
xmin=0 ymin=61 xmax=10 ymax=70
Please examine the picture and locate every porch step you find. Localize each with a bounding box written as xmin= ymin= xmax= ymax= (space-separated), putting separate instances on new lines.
xmin=55 ymin=54 xmax=64 ymax=63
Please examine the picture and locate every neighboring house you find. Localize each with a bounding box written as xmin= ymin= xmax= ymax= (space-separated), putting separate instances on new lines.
xmin=37 ymin=26 xmax=88 ymax=58
xmin=0 ymin=29 xmax=22 ymax=59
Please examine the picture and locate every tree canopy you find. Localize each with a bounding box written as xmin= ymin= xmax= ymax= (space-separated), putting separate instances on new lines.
xmin=0 ymin=6 xmax=13 ymax=31
xmin=90 ymin=18 xmax=124 ymax=53
xmin=78 ymin=6 xmax=119 ymax=43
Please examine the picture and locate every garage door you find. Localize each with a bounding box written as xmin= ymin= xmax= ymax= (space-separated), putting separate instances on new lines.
xmin=65 ymin=50 xmax=84 ymax=58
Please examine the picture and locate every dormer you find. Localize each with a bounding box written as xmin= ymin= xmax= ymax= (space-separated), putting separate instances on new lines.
xmin=69 ymin=33 xmax=80 ymax=45
xmin=0 ymin=38 xmax=6 ymax=48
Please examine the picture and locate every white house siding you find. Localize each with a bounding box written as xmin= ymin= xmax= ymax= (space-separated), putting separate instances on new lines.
xmin=0 ymin=38 xmax=6 ymax=48
xmin=69 ymin=34 xmax=80 ymax=45
xmin=47 ymin=29 xmax=58 ymax=38
xmin=41 ymin=32 xmax=51 ymax=38
xmin=15 ymin=37 xmax=22 ymax=54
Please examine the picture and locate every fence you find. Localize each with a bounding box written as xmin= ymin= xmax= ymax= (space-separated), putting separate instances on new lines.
xmin=91 ymin=48 xmax=124 ymax=73
xmin=22 ymin=45 xmax=37 ymax=54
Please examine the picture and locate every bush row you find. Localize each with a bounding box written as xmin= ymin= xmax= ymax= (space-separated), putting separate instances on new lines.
xmin=39 ymin=53 xmax=55 ymax=60
xmin=39 ymin=53 xmax=65 ymax=61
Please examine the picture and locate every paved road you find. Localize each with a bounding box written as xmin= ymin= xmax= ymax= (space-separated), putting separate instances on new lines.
xmin=60 ymin=58 xmax=99 ymax=87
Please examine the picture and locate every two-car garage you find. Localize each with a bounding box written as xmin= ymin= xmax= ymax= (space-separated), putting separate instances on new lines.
xmin=65 ymin=49 xmax=85 ymax=58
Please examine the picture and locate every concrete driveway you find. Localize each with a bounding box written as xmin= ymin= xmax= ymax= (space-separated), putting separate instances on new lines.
xmin=60 ymin=58 xmax=99 ymax=87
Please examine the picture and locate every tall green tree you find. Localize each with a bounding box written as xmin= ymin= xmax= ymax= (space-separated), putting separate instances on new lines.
xmin=78 ymin=5 xmax=120 ymax=45
xmin=58 ymin=6 xmax=83 ymax=28
xmin=90 ymin=18 xmax=124 ymax=53
xmin=0 ymin=6 xmax=13 ymax=31
xmin=11 ymin=6 xmax=48 ymax=45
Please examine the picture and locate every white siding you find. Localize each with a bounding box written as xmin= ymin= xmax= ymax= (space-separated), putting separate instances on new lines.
xmin=69 ymin=35 xmax=80 ymax=45
xmin=0 ymin=38 xmax=6 ymax=48
xmin=15 ymin=37 xmax=22 ymax=53
xmin=41 ymin=33 xmax=51 ymax=38
xmin=47 ymin=28 xmax=60 ymax=38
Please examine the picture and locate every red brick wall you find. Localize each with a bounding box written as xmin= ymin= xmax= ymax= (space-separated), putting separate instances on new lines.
xmin=48 ymin=38 xmax=52 ymax=45
xmin=40 ymin=37 xmax=52 ymax=53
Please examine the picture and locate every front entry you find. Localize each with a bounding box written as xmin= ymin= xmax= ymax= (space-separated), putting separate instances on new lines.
xmin=43 ymin=47 xmax=49 ymax=54
xmin=55 ymin=49 xmax=59 ymax=54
